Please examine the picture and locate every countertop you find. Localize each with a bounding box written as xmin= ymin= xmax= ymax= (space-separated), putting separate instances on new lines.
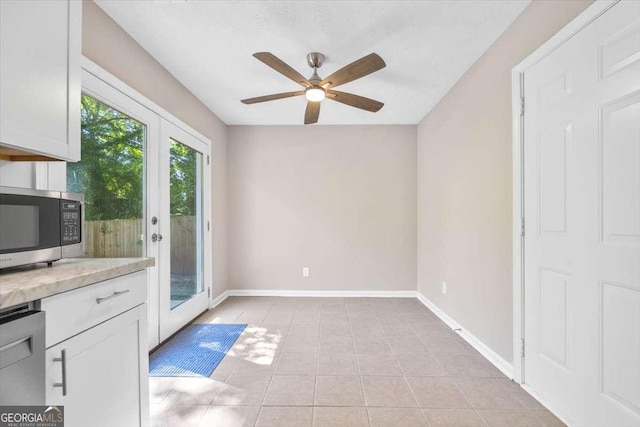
xmin=0 ymin=257 xmax=155 ymax=309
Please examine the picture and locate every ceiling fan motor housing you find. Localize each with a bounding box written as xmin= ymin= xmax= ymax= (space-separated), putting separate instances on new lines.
xmin=307 ymin=52 xmax=324 ymax=69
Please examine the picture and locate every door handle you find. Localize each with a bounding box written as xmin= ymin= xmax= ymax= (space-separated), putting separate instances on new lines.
xmin=0 ymin=336 xmax=31 ymax=369
xmin=53 ymin=349 xmax=67 ymax=396
xmin=151 ymin=233 xmax=163 ymax=242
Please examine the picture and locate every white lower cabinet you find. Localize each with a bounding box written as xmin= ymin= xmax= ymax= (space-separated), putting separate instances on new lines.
xmin=42 ymin=272 xmax=150 ymax=427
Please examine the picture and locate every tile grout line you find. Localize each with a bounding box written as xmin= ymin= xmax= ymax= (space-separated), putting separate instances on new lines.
xmin=314 ymin=299 xmax=322 ymax=412
xmin=402 ymin=314 xmax=452 ymax=425
xmin=374 ymin=304 xmax=428 ymax=424
xmin=410 ymin=303 xmax=490 ymax=427
xmin=346 ymin=301 xmax=373 ymax=426
xmin=261 ymin=298 xmax=287 ymax=375
xmin=256 ymin=299 xmax=278 ymax=409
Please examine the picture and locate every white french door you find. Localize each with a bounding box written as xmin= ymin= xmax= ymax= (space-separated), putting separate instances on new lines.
xmin=157 ymin=119 xmax=210 ymax=341
xmin=79 ymin=66 xmax=211 ymax=350
xmin=522 ymin=1 xmax=639 ymax=425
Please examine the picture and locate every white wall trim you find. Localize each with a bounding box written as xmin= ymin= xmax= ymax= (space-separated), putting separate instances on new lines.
xmin=81 ymin=56 xmax=211 ymax=146
xmin=513 ymin=0 xmax=619 ymax=72
xmin=416 ymin=292 xmax=514 ymax=380
xmin=511 ymin=68 xmax=525 ymax=383
xmin=226 ymin=289 xmax=418 ymax=298
xmin=510 ymin=0 xmax=620 ymax=385
xmin=209 ymin=290 xmax=230 ymax=310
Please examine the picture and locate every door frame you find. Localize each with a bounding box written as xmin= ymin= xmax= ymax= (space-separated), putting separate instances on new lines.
xmin=81 ymin=58 xmax=211 ymax=154
xmin=81 ymin=57 xmax=213 ymax=349
xmin=511 ymin=0 xmax=621 ymax=386
xmin=158 ymin=118 xmax=211 ymax=341
xmin=80 ymin=69 xmax=161 ymax=349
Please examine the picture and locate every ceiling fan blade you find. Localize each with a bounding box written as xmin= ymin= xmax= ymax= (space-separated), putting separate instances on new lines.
xmin=304 ymin=101 xmax=320 ymax=125
xmin=326 ymin=90 xmax=384 ymax=112
xmin=319 ymin=53 xmax=386 ymax=88
xmin=241 ymin=91 xmax=305 ymax=104
xmin=253 ymin=52 xmax=311 ymax=88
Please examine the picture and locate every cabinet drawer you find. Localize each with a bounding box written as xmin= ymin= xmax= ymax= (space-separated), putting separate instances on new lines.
xmin=41 ymin=270 xmax=147 ymax=348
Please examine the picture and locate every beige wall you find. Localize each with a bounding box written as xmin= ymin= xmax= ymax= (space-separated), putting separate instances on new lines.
xmin=417 ymin=0 xmax=594 ymax=362
xmin=81 ymin=0 xmax=595 ymax=362
xmin=82 ymin=1 xmax=228 ymax=296
xmin=228 ymin=125 xmax=417 ymax=292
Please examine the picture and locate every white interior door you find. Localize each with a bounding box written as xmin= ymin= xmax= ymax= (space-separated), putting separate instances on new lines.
xmin=523 ymin=1 xmax=640 ymax=425
xmin=158 ymin=119 xmax=210 ymax=341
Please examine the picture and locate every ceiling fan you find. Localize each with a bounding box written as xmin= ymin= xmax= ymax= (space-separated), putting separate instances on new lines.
xmin=241 ymin=52 xmax=386 ymax=124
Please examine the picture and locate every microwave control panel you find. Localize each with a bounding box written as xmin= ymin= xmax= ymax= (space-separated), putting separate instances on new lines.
xmin=61 ymin=200 xmax=81 ymax=245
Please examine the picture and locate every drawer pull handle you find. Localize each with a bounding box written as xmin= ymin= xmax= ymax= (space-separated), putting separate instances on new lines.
xmin=96 ymin=289 xmax=130 ymax=304
xmin=53 ymin=349 xmax=67 ymax=396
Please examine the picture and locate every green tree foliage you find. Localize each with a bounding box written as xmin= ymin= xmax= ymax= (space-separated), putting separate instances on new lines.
xmin=67 ymin=95 xmax=144 ymax=221
xmin=170 ymin=139 xmax=199 ymax=217
xmin=67 ymin=95 xmax=199 ymax=221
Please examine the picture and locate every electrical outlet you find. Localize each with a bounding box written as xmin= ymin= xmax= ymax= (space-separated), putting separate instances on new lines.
xmin=302 ymin=267 xmax=310 ymax=277
xmin=442 ymin=282 xmax=447 ymax=295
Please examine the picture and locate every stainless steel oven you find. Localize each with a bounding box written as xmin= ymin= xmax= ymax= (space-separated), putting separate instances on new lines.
xmin=0 ymin=306 xmax=45 ymax=405
xmin=0 ymin=186 xmax=83 ymax=269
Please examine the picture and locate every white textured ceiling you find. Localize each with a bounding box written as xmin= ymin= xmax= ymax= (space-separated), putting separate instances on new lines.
xmin=95 ymin=0 xmax=529 ymax=125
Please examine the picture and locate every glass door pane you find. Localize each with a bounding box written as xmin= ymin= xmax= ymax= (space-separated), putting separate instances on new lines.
xmin=67 ymin=94 xmax=146 ymax=258
xmin=169 ymin=138 xmax=203 ymax=309
xmin=159 ymin=118 xmax=209 ymax=341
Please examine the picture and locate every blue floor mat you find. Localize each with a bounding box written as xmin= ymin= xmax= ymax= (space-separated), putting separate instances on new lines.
xmin=149 ymin=323 xmax=247 ymax=377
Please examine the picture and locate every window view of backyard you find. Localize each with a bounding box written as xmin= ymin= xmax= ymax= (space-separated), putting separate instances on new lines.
xmin=169 ymin=139 xmax=203 ymax=309
xmin=68 ymin=95 xmax=203 ymax=307
xmin=67 ymin=95 xmax=146 ymax=258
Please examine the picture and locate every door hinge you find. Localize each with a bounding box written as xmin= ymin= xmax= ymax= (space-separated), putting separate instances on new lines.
xmin=207 ymin=155 xmax=210 ymax=165
xmin=521 ymin=339 xmax=525 ymax=358
xmin=520 ymin=218 xmax=525 ymax=237
xmin=207 ymin=288 xmax=210 ymax=298
xmin=520 ymin=96 xmax=525 ymax=116
xmin=207 ymin=221 xmax=210 ymax=231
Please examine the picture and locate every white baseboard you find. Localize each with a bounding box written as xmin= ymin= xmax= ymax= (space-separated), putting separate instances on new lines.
xmin=416 ymin=292 xmax=514 ymax=379
xmin=209 ymin=290 xmax=230 ymax=310
xmin=207 ymin=289 xmax=416 ymax=310
xmin=226 ymin=289 xmax=418 ymax=298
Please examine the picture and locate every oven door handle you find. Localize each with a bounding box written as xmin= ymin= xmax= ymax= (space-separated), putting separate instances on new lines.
xmin=0 ymin=336 xmax=32 ymax=369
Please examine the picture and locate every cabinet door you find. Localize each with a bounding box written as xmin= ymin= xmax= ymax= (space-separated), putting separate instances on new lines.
xmin=0 ymin=0 xmax=81 ymax=161
xmin=46 ymin=304 xmax=150 ymax=427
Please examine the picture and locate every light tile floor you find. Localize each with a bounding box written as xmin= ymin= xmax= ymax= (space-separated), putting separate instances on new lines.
xmin=150 ymin=296 xmax=565 ymax=427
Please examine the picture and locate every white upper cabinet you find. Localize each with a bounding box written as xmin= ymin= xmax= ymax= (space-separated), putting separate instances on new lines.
xmin=0 ymin=0 xmax=81 ymax=162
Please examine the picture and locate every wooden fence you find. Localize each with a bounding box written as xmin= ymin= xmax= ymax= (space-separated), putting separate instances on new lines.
xmin=83 ymin=216 xmax=198 ymax=275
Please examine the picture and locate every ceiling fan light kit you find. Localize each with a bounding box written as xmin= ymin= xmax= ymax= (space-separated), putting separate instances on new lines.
xmin=241 ymin=51 xmax=386 ymax=124
xmin=305 ymin=87 xmax=325 ymax=102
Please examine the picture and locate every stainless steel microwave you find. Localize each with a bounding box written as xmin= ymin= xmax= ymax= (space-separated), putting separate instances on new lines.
xmin=0 ymin=186 xmax=83 ymax=269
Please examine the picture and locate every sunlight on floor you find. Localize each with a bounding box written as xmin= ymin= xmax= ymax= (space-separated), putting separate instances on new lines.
xmin=149 ymin=296 xmax=563 ymax=427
